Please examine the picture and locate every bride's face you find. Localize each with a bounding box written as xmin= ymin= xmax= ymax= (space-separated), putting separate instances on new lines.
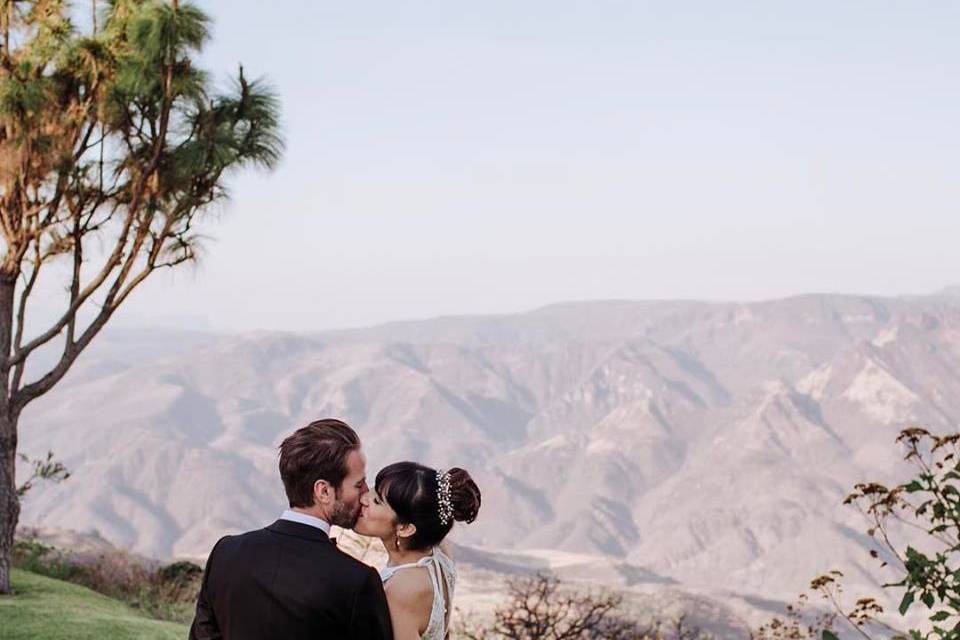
xmin=354 ymin=486 xmax=399 ymax=539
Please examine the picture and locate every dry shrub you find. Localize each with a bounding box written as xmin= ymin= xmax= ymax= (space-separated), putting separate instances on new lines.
xmin=13 ymin=538 xmax=202 ymax=623
xmin=454 ymin=572 xmax=709 ymax=640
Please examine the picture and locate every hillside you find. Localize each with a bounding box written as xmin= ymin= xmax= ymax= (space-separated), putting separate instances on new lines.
xmin=0 ymin=569 xmax=187 ymax=640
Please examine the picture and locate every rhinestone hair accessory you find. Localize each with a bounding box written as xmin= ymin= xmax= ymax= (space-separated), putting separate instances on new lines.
xmin=436 ymin=469 xmax=453 ymax=526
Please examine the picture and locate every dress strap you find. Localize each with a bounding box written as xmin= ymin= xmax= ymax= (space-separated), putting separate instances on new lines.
xmin=379 ymin=552 xmax=440 ymax=583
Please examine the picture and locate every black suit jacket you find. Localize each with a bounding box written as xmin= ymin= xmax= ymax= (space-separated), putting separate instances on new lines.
xmin=189 ymin=519 xmax=394 ymax=640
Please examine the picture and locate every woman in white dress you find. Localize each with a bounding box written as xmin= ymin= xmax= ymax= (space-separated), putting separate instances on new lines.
xmin=354 ymin=462 xmax=482 ymax=640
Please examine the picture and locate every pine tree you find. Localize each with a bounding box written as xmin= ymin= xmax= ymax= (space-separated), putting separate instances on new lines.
xmin=0 ymin=0 xmax=283 ymax=593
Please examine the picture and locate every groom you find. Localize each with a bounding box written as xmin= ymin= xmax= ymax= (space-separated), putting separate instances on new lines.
xmin=189 ymin=418 xmax=393 ymax=640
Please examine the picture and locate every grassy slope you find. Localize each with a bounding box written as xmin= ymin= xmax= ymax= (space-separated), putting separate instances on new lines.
xmin=0 ymin=569 xmax=187 ymax=640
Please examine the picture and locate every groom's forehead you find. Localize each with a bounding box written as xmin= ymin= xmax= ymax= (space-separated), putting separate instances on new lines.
xmin=346 ymin=448 xmax=367 ymax=476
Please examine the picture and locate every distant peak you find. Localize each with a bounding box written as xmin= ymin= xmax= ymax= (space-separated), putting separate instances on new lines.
xmin=935 ymin=285 xmax=960 ymax=298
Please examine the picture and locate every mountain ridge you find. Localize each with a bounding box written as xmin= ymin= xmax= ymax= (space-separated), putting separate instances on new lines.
xmin=16 ymin=291 xmax=960 ymax=620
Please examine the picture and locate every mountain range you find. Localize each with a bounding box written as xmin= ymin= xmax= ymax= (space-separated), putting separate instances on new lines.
xmin=17 ymin=291 xmax=960 ymax=629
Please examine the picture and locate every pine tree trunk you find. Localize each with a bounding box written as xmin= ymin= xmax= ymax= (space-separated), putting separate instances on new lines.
xmin=0 ymin=273 xmax=18 ymax=595
xmin=0 ymin=412 xmax=17 ymax=595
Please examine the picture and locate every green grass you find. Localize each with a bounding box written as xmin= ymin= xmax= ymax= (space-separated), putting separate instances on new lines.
xmin=0 ymin=569 xmax=188 ymax=640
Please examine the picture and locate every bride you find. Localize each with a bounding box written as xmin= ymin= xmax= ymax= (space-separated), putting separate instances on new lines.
xmin=354 ymin=462 xmax=482 ymax=640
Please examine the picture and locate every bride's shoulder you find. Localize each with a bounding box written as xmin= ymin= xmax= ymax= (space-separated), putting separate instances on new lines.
xmin=384 ymin=567 xmax=433 ymax=607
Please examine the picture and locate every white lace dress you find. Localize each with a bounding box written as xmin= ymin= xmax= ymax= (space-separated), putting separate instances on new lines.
xmin=379 ymin=547 xmax=457 ymax=640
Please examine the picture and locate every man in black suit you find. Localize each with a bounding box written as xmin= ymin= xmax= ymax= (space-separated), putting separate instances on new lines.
xmin=189 ymin=418 xmax=394 ymax=640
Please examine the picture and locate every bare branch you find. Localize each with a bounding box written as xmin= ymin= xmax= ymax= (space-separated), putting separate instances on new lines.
xmin=11 ymin=204 xmax=178 ymax=411
xmin=9 ymin=244 xmax=42 ymax=394
xmin=9 ymin=204 xmax=139 ymax=368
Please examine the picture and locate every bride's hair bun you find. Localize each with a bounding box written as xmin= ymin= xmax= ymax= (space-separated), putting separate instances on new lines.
xmin=446 ymin=467 xmax=481 ymax=524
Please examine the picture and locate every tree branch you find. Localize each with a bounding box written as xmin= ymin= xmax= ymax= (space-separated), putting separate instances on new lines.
xmin=9 ymin=244 xmax=42 ymax=394
xmin=10 ymin=202 xmax=177 ymax=411
xmin=8 ymin=205 xmax=138 ymax=368
xmin=65 ymin=203 xmax=83 ymax=345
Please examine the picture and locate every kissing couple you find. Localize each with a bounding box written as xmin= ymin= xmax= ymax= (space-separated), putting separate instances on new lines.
xmin=188 ymin=418 xmax=482 ymax=640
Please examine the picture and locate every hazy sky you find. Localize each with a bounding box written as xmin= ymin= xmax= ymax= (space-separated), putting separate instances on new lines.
xmin=65 ymin=1 xmax=960 ymax=331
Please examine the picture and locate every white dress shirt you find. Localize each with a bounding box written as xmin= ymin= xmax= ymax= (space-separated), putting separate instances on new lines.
xmin=279 ymin=509 xmax=332 ymax=535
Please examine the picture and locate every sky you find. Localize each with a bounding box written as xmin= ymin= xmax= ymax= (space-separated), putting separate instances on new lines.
xmin=47 ymin=1 xmax=960 ymax=331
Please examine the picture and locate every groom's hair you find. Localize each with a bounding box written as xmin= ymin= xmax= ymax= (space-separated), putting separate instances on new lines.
xmin=279 ymin=418 xmax=361 ymax=508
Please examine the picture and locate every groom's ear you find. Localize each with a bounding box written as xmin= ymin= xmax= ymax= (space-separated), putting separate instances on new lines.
xmin=313 ymin=479 xmax=335 ymax=506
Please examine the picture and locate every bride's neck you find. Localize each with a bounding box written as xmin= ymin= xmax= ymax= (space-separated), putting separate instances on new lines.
xmin=384 ymin=542 xmax=431 ymax=566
